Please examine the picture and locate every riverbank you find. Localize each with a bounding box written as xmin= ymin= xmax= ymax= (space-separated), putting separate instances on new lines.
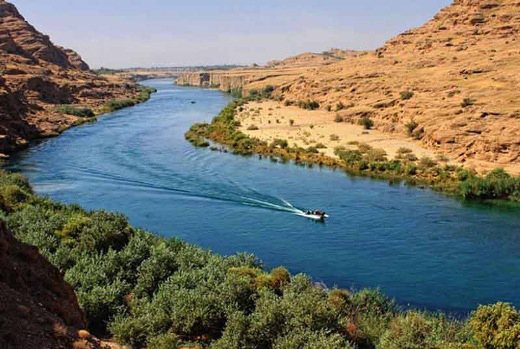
xmin=186 ymin=96 xmax=520 ymax=202
xmin=1 ymin=169 xmax=518 ymax=348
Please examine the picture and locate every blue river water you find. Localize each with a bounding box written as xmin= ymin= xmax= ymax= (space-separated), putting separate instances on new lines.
xmin=6 ymin=79 xmax=520 ymax=313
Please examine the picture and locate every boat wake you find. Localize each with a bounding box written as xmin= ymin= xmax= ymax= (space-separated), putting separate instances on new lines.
xmin=67 ymin=166 xmax=306 ymax=216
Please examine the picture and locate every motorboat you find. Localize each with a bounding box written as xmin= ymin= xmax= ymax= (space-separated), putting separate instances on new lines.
xmin=299 ymin=210 xmax=329 ymax=221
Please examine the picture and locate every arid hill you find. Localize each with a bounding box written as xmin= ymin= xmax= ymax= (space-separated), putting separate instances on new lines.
xmin=0 ymin=0 xmax=142 ymax=157
xmin=178 ymin=0 xmax=520 ymax=173
xmin=266 ymin=48 xmax=366 ymax=68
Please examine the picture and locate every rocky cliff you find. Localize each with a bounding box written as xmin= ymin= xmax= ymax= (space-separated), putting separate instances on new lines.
xmin=0 ymin=220 xmax=102 ymax=349
xmin=178 ymin=0 xmax=520 ymax=172
xmin=0 ymin=0 xmax=142 ymax=156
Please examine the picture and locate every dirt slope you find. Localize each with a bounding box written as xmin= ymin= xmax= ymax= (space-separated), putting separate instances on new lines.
xmin=0 ymin=221 xmax=103 ymax=349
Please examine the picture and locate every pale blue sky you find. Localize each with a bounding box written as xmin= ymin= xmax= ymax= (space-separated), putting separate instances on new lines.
xmin=10 ymin=0 xmax=452 ymax=68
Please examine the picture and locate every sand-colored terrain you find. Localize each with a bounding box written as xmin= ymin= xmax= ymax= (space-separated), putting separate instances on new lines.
xmin=238 ymin=101 xmax=439 ymax=161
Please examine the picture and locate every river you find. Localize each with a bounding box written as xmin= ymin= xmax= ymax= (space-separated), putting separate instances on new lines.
xmin=6 ymin=79 xmax=520 ymax=313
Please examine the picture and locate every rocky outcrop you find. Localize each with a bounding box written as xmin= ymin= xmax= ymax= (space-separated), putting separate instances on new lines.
xmin=0 ymin=221 xmax=102 ymax=349
xmin=0 ymin=1 xmax=89 ymax=70
xmin=0 ymin=1 xmax=142 ymax=156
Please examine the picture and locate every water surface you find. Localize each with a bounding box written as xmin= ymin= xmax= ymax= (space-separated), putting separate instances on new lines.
xmin=7 ymin=79 xmax=520 ymax=313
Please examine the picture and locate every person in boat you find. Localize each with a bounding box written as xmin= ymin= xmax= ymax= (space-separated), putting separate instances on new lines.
xmin=306 ymin=210 xmax=326 ymax=217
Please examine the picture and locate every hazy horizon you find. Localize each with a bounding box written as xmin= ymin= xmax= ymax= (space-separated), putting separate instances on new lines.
xmin=10 ymin=0 xmax=452 ymax=69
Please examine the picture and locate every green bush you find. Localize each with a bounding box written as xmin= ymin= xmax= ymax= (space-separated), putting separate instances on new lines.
xmin=147 ymin=332 xmax=181 ymax=349
xmin=271 ymin=139 xmax=289 ymax=149
xmin=461 ymin=98 xmax=475 ymax=108
xmin=469 ymin=302 xmax=520 ymax=349
xmin=231 ymin=87 xmax=243 ymax=98
xmin=56 ymin=105 xmax=95 ymax=117
xmin=0 ymin=184 xmax=30 ymax=212
xmin=460 ymin=168 xmax=520 ymax=201
xmin=105 ymin=99 xmax=137 ymax=112
xmin=359 ymin=115 xmax=374 ymax=129
xmin=405 ymin=121 xmax=419 ymax=135
xmin=400 ymin=91 xmax=414 ymax=100
xmin=335 ymin=102 xmax=346 ymax=111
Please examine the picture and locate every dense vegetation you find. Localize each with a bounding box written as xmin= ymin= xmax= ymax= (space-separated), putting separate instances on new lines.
xmin=56 ymin=105 xmax=95 ymax=117
xmin=0 ymin=170 xmax=519 ymax=348
xmin=104 ymin=86 xmax=158 ymax=112
xmin=185 ymin=97 xmax=520 ymax=202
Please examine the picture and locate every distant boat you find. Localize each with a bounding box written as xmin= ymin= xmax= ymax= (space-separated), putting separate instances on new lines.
xmin=299 ymin=210 xmax=329 ymax=221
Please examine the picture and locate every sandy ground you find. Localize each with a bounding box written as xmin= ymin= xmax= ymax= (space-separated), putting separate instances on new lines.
xmin=237 ymin=101 xmax=440 ymax=162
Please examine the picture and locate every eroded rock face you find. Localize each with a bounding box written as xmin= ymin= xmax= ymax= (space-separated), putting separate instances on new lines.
xmin=0 ymin=221 xmax=102 ymax=349
xmin=0 ymin=0 xmax=89 ymax=70
xmin=0 ymin=1 xmax=141 ymax=156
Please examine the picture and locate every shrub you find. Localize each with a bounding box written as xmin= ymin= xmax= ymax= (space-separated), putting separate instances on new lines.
xmin=298 ymin=100 xmax=320 ymax=110
xmin=56 ymin=105 xmax=95 ymax=117
xmin=247 ymin=125 xmax=259 ymax=130
xmin=339 ymin=150 xmax=363 ymax=164
xmin=315 ymin=143 xmax=327 ymax=149
xmin=0 ymin=184 xmax=30 ymax=211
xmin=105 ymin=99 xmax=136 ymax=112
xmin=459 ymin=168 xmax=520 ymax=200
xmin=147 ymin=332 xmax=181 ymax=349
xmin=335 ymin=102 xmax=345 ymax=111
xmin=470 ymin=303 xmax=520 ymax=349
xmin=270 ymin=267 xmax=291 ymax=291
xmin=334 ymin=114 xmax=344 ymax=123
xmin=135 ymin=86 xmax=157 ymax=102
xmin=419 ymin=157 xmax=437 ymax=168
xmin=231 ymin=87 xmax=243 ymax=98
xmin=397 ymin=147 xmax=413 ymax=155
xmin=379 ymin=312 xmax=432 ymax=349
xmin=461 ymin=98 xmax=475 ymax=108
xmin=405 ymin=121 xmax=419 ymax=135
xmin=359 ymin=115 xmax=374 ymax=130
xmin=330 ymin=134 xmax=340 ymax=141
xmin=289 ymin=119 xmax=295 ymax=126
xmin=366 ymin=148 xmax=388 ymax=162
xmin=271 ymin=139 xmax=289 ymax=149
xmin=400 ymin=91 xmax=414 ymax=100
xmin=358 ymin=143 xmax=373 ymax=154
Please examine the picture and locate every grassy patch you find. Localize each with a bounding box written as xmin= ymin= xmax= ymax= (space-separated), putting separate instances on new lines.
xmin=56 ymin=105 xmax=94 ymax=117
